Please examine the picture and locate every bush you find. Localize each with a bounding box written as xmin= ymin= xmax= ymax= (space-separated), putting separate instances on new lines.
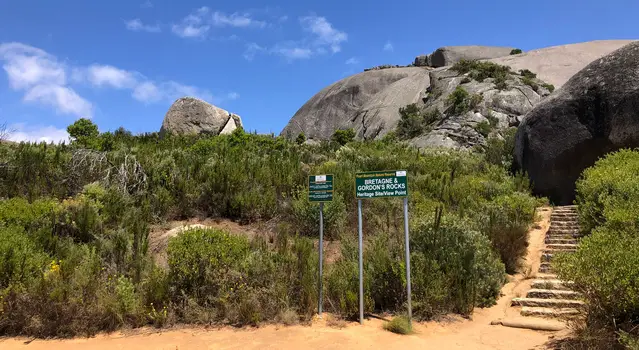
xmin=519 ymin=69 xmax=536 ymax=79
xmin=451 ymin=60 xmax=512 ymax=83
xmin=383 ymin=315 xmax=412 ymax=334
xmin=331 ymin=129 xmax=356 ymax=146
xmin=291 ymin=190 xmax=347 ymax=239
xmin=397 ymin=104 xmax=425 ymax=139
xmin=447 ymin=86 xmax=471 ymax=115
xmin=295 ymin=132 xmax=306 ymax=145
xmin=542 ymin=83 xmax=555 ymax=92
xmin=167 ymin=228 xmax=249 ymax=303
xmin=557 ymin=149 xmax=639 ymax=346
xmin=521 ymin=76 xmax=539 ymax=92
xmin=510 ymin=49 xmax=523 ymax=55
xmin=474 ymin=121 xmax=492 ymax=137
xmin=483 ymin=128 xmax=517 ymax=169
xmin=0 ymin=226 xmax=48 ymax=289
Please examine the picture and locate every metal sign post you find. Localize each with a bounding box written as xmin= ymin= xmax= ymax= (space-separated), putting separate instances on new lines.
xmin=355 ymin=170 xmax=411 ymax=326
xmin=308 ymin=174 xmax=333 ymax=317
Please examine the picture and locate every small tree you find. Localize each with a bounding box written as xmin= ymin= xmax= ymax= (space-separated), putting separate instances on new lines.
xmin=67 ymin=118 xmax=99 ymax=148
xmin=510 ymin=49 xmax=523 ymax=55
xmin=295 ymin=132 xmax=307 ymax=145
xmin=331 ymin=129 xmax=356 ymax=146
xmin=397 ymin=104 xmax=424 ymax=139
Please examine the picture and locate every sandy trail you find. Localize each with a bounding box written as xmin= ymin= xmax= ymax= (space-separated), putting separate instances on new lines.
xmin=0 ymin=208 xmax=559 ymax=350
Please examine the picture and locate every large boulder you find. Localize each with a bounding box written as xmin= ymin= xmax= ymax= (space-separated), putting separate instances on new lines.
xmin=489 ymin=40 xmax=635 ymax=88
xmin=515 ymin=41 xmax=639 ymax=205
xmin=160 ymin=97 xmax=242 ymax=136
xmin=280 ymin=67 xmax=430 ymax=140
xmin=414 ymin=46 xmax=515 ymax=68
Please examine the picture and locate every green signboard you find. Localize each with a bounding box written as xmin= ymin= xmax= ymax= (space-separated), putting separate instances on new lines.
xmin=355 ymin=170 xmax=408 ymax=199
xmin=309 ymin=174 xmax=334 ymax=202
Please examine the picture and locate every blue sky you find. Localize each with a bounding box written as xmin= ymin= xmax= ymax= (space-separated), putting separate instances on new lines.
xmin=0 ymin=0 xmax=638 ymax=142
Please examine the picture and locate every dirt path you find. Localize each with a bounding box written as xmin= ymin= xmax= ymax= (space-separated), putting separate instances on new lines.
xmin=0 ymin=208 xmax=561 ymax=350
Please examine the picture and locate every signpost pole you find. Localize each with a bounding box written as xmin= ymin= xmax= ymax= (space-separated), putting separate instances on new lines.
xmin=357 ymin=199 xmax=364 ymax=325
xmin=318 ymin=202 xmax=324 ymax=316
xmin=403 ymin=197 xmax=412 ymax=326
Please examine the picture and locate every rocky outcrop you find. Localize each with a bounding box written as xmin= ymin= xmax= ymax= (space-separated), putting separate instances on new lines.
xmin=280 ymin=67 xmax=430 ymax=141
xmin=488 ymin=40 xmax=634 ymax=88
xmin=409 ymin=65 xmax=552 ymax=149
xmin=160 ymin=97 xmax=242 ymax=136
xmin=283 ymin=40 xmax=634 ymax=144
xmin=515 ymin=41 xmax=639 ymax=204
xmin=414 ymin=46 xmax=515 ymax=68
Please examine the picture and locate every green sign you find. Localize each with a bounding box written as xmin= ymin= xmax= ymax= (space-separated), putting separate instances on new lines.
xmin=355 ymin=170 xmax=408 ymax=199
xmin=309 ymin=174 xmax=334 ymax=202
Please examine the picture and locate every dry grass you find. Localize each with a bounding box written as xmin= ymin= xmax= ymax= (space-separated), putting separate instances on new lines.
xmin=276 ymin=309 xmax=299 ymax=326
xmin=383 ymin=316 xmax=413 ymax=335
xmin=325 ymin=314 xmax=347 ymax=329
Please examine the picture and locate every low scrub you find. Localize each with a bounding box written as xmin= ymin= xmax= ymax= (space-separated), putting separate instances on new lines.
xmin=383 ymin=316 xmax=412 ymax=334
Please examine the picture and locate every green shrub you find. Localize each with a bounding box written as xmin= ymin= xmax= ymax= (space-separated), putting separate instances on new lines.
xmin=167 ymin=228 xmax=250 ymax=302
xmin=542 ymin=83 xmax=555 ymax=92
xmin=519 ymin=69 xmax=536 ymax=79
xmin=474 ymin=121 xmax=492 ymax=137
xmin=383 ymin=315 xmax=412 ymax=334
xmin=451 ymin=60 xmax=512 ymax=83
xmin=494 ymin=75 xmax=508 ymax=90
xmin=510 ymin=49 xmax=523 ymax=55
xmin=0 ymin=226 xmax=48 ymax=289
xmin=447 ymin=86 xmax=471 ymax=115
xmin=397 ymin=104 xmax=425 ymax=139
xmin=521 ymin=76 xmax=539 ymax=92
xmin=485 ymin=112 xmax=500 ymax=128
xmin=291 ymin=190 xmax=347 ymax=239
xmin=483 ymin=128 xmax=517 ymax=168
xmin=469 ymin=93 xmax=483 ymax=111
xmin=331 ymin=129 xmax=356 ymax=145
xmin=295 ymin=132 xmax=306 ymax=145
xmin=460 ymin=77 xmax=471 ymax=84
xmin=481 ymin=193 xmax=537 ymax=273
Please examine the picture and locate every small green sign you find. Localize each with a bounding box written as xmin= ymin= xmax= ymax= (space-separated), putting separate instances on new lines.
xmin=355 ymin=170 xmax=408 ymax=199
xmin=309 ymin=174 xmax=334 ymax=202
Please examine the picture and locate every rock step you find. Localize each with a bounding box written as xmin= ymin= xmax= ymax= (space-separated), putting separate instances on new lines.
xmin=512 ymin=297 xmax=585 ymax=308
xmin=545 ymin=233 xmax=582 ymax=239
xmin=545 ymin=238 xmax=579 ymax=245
xmin=539 ymin=265 xmax=553 ymax=273
xmin=542 ymin=249 xmax=576 ymax=256
xmin=551 ymin=222 xmax=580 ymax=228
xmin=526 ymin=289 xmax=581 ymax=300
xmin=547 ymin=228 xmax=581 ymax=235
xmin=520 ymin=307 xmax=581 ymax=318
xmin=536 ymin=273 xmax=559 ymax=280
xmin=546 ymin=243 xmax=579 ymax=250
xmin=531 ymin=279 xmax=574 ymax=290
xmin=541 ymin=253 xmax=553 ymax=262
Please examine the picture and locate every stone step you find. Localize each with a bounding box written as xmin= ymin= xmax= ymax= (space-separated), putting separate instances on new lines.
xmin=546 ymin=243 xmax=579 ymax=250
xmin=531 ymin=279 xmax=574 ymax=290
xmin=526 ymin=289 xmax=581 ymax=300
xmin=547 ymin=228 xmax=581 ymax=235
xmin=545 ymin=233 xmax=582 ymax=239
xmin=545 ymin=238 xmax=579 ymax=245
xmin=512 ymin=297 xmax=585 ymax=308
xmin=551 ymin=222 xmax=580 ymax=228
xmin=520 ymin=307 xmax=581 ymax=318
xmin=536 ymin=273 xmax=558 ymax=280
xmin=541 ymin=253 xmax=553 ymax=262
xmin=539 ymin=265 xmax=553 ymax=273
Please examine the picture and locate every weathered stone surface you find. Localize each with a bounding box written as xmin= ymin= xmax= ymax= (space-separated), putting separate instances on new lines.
xmin=409 ymin=66 xmax=551 ymax=149
xmin=418 ymin=46 xmax=515 ymax=68
xmin=281 ymin=67 xmax=430 ymax=140
xmin=160 ymin=97 xmax=242 ymax=136
xmin=515 ymin=41 xmax=639 ymax=204
xmin=489 ymin=40 xmax=634 ymax=88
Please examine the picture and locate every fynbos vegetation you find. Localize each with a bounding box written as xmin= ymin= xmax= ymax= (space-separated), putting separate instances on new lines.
xmin=0 ymin=118 xmax=540 ymax=337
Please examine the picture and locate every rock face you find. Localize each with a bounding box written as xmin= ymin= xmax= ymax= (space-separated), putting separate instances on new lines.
xmin=160 ymin=97 xmax=242 ymax=136
xmin=283 ymin=40 xmax=634 ymax=144
xmin=414 ymin=46 xmax=515 ymax=68
xmin=515 ymin=41 xmax=639 ymax=205
xmin=409 ymin=66 xmax=551 ymax=149
xmin=280 ymin=67 xmax=430 ymax=140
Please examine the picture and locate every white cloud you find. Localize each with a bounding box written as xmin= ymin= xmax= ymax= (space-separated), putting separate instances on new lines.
xmin=243 ymin=42 xmax=265 ymax=61
xmin=384 ymin=41 xmax=394 ymax=52
xmin=345 ymin=57 xmax=359 ymax=65
xmin=1 ymin=42 xmax=233 ymax=120
xmin=23 ymin=85 xmax=93 ymax=117
xmin=279 ymin=15 xmax=288 ymax=22
xmin=300 ymin=16 xmax=347 ymax=53
xmin=125 ymin=19 xmax=161 ymax=33
xmin=8 ymin=124 xmax=69 ymax=143
xmin=141 ymin=0 xmax=153 ymax=9
xmin=212 ymin=11 xmax=266 ymax=28
xmin=0 ymin=42 xmax=93 ymax=118
xmin=82 ymin=65 xmax=138 ymax=89
xmin=272 ymin=46 xmax=313 ymax=60
xmin=172 ymin=7 xmax=210 ymax=38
